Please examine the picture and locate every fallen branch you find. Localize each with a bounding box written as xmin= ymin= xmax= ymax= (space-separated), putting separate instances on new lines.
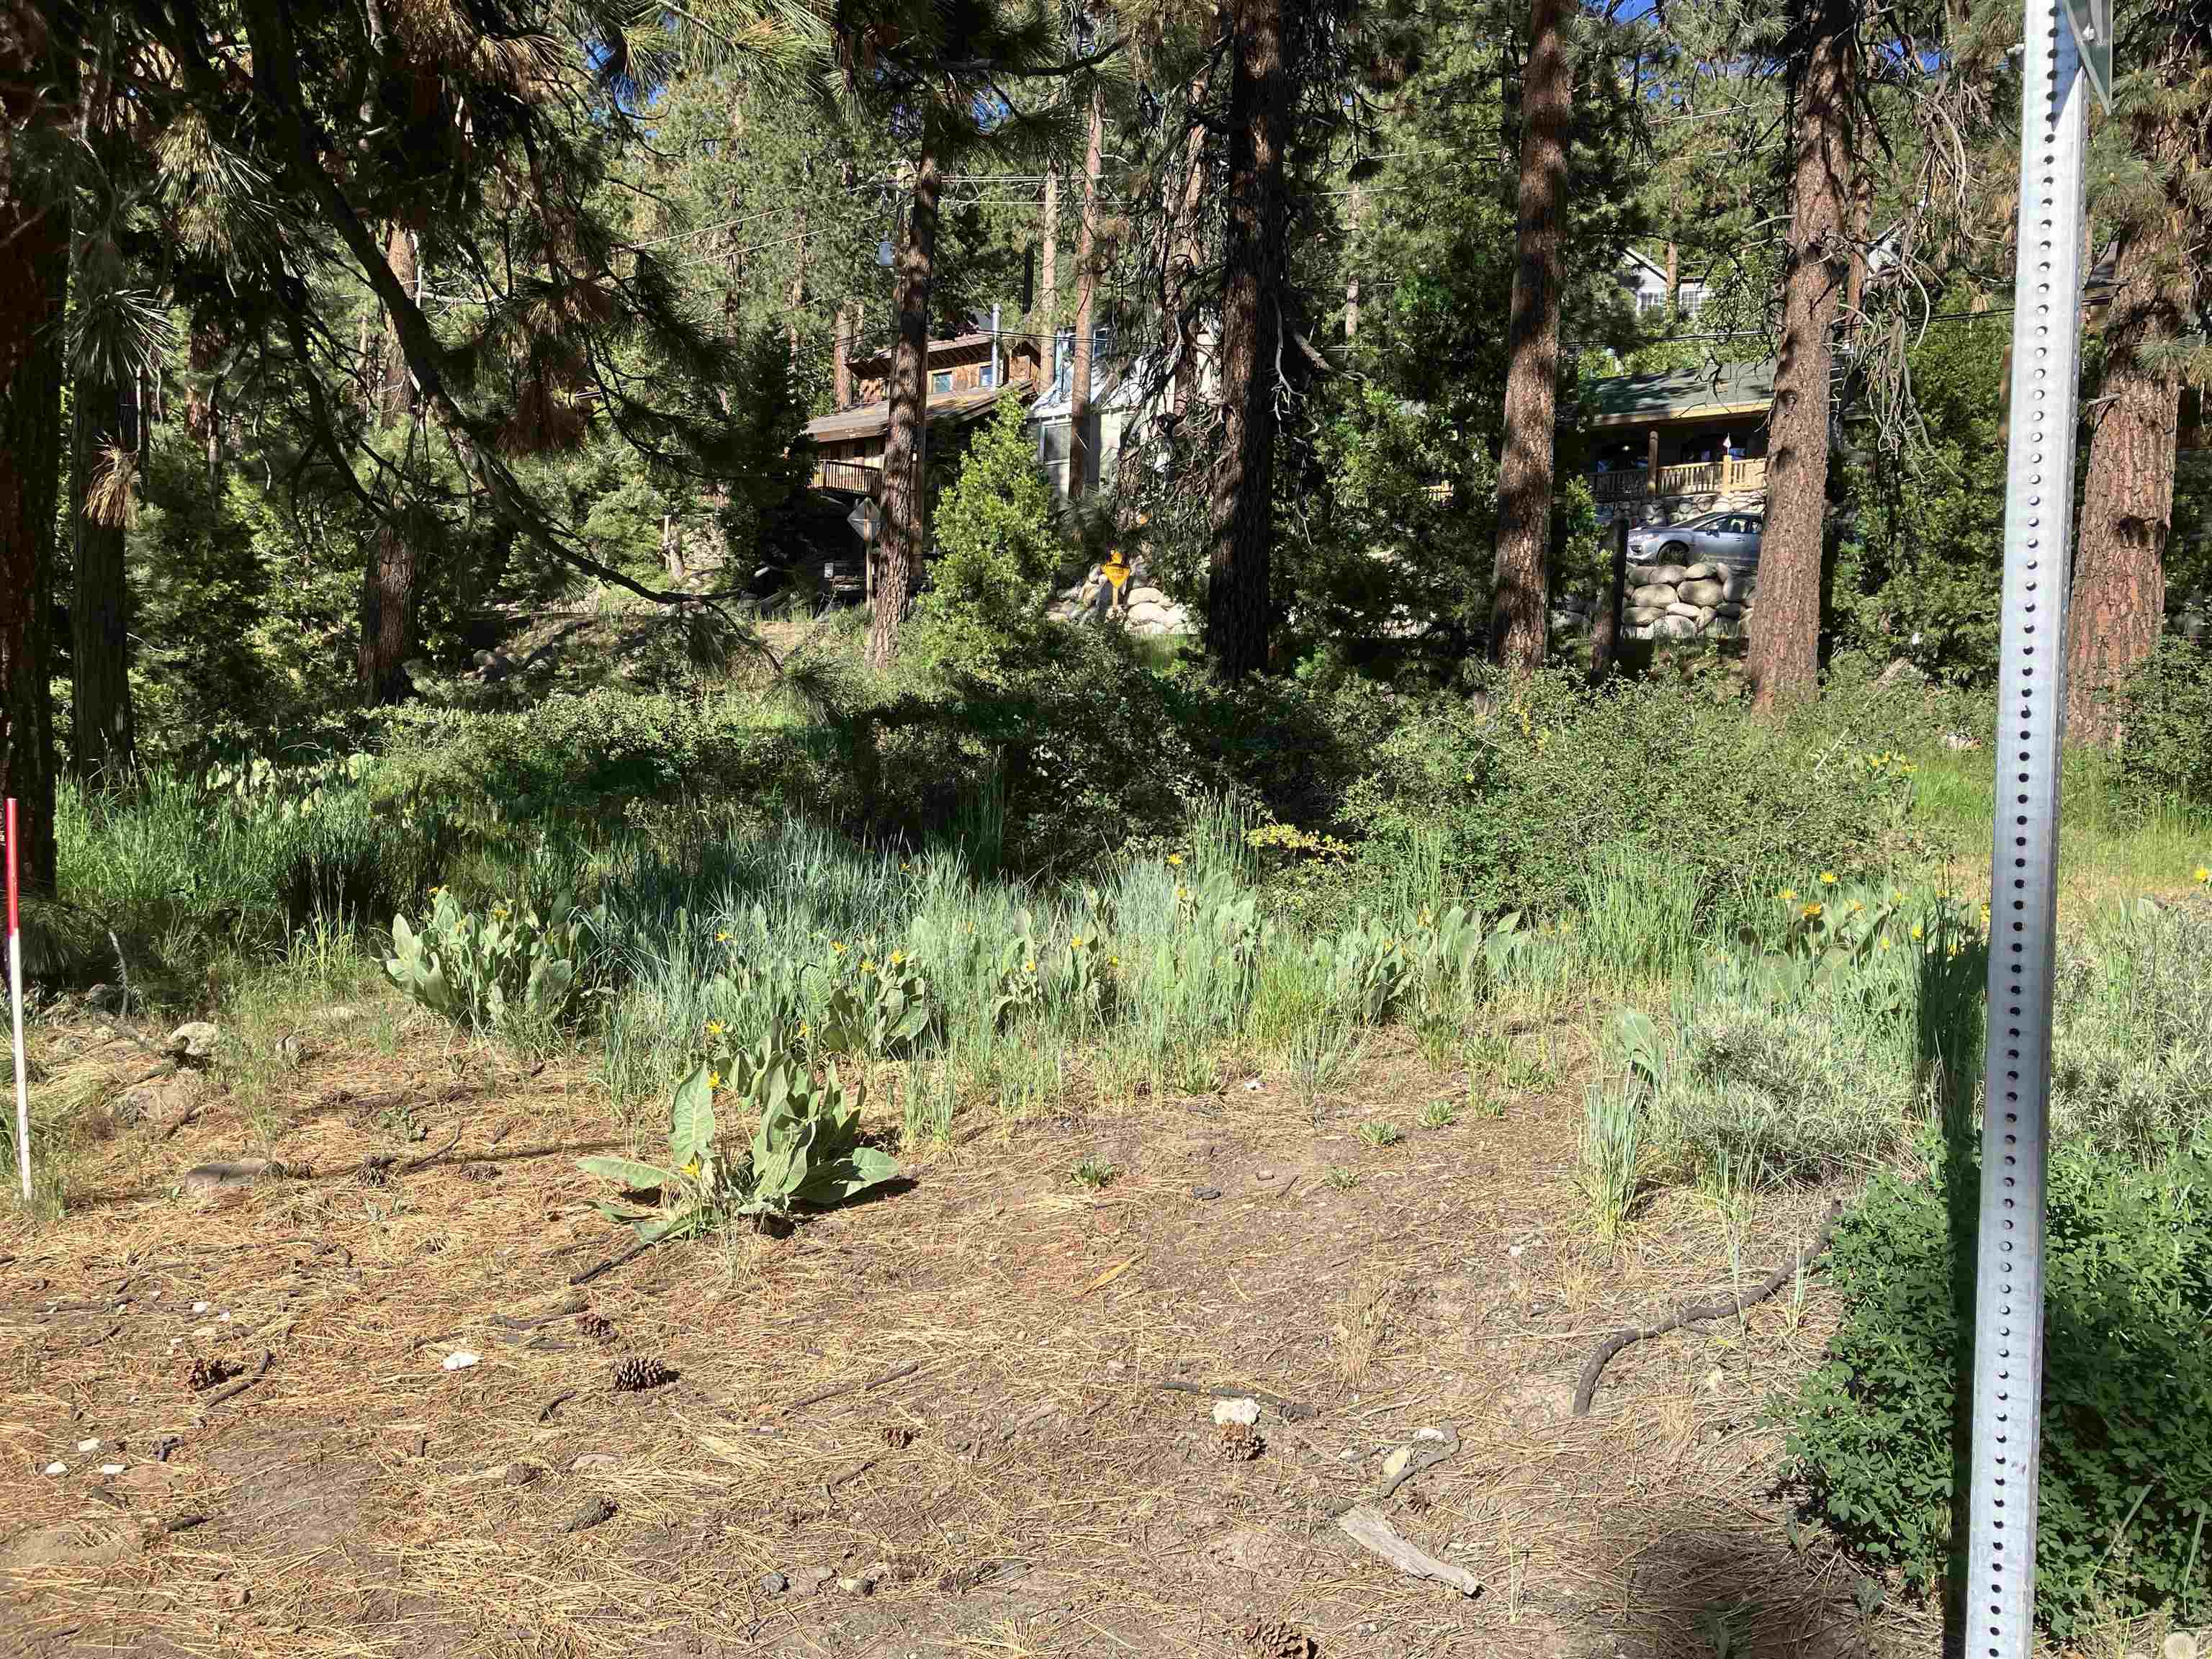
xmin=403 ymin=1129 xmax=463 ymax=1174
xmin=1338 ymin=1503 xmax=1482 ymax=1596
xmin=1376 ymin=1424 xmax=1460 ymax=1499
xmin=198 ymin=1349 xmax=274 ymax=1418
xmin=775 ymin=1360 xmax=922 ymax=1416
xmin=1572 ymin=1200 xmax=1843 ymax=1417
xmin=1154 ymin=1380 xmax=1318 ymax=1423
xmin=537 ymin=1389 xmax=577 ymax=1424
xmin=569 ymin=1236 xmax=657 ymax=1287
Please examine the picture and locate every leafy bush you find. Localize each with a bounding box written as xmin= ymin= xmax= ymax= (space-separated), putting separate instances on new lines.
xmin=1785 ymin=1148 xmax=2212 ymax=1637
xmin=2114 ymin=640 xmax=2212 ymax=809
xmin=1343 ymin=670 xmax=1907 ymax=922
xmin=580 ymin=1041 xmax=900 ymax=1239
xmin=2049 ymin=898 xmax=2212 ymax=1164
xmin=385 ymin=889 xmax=605 ymax=1030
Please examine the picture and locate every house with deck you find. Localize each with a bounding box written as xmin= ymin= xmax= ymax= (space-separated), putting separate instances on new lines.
xmin=1583 ymin=359 xmax=1776 ymax=526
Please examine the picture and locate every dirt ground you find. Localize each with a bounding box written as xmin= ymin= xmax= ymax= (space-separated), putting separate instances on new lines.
xmin=0 ymin=1003 xmax=1920 ymax=1659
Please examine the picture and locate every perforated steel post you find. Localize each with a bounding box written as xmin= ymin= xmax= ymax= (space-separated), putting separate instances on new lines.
xmin=1965 ymin=0 xmax=2092 ymax=1651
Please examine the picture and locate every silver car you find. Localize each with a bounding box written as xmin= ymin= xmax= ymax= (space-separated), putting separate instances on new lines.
xmin=1626 ymin=510 xmax=1763 ymax=568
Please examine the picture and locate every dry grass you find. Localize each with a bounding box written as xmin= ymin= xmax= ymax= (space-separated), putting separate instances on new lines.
xmin=0 ymin=997 xmax=1933 ymax=1658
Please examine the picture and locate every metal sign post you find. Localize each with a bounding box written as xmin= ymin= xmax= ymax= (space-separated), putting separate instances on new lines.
xmin=1964 ymin=0 xmax=2100 ymax=1650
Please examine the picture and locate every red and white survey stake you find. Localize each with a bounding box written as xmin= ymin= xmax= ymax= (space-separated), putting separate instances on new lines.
xmin=6 ymin=798 xmax=26 ymax=1202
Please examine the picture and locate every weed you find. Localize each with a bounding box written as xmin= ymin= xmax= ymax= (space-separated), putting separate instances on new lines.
xmin=1419 ymin=1098 xmax=1457 ymax=1129
xmin=1578 ymin=1081 xmax=1643 ymax=1244
xmin=1323 ymin=1166 xmax=1361 ymax=1192
xmin=1284 ymin=1021 xmax=1357 ymax=1123
xmin=1356 ymin=1120 xmax=1404 ymax=1148
xmin=387 ymin=889 xmax=604 ymax=1033
xmin=1071 ymin=1155 xmax=1117 ymax=1192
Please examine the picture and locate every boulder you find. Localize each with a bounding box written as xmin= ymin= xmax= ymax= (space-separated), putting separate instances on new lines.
xmin=1626 ymin=564 xmax=1661 ymax=586
xmin=1623 ymin=605 xmax=1667 ymax=626
xmin=1125 ymin=585 xmax=1171 ymax=608
xmin=1666 ymin=602 xmax=1704 ymax=620
xmin=164 ymin=1021 xmax=220 ymax=1062
xmin=1678 ymin=578 xmax=1726 ymax=608
xmin=1682 ymin=562 xmax=1720 ymax=581
xmin=1630 ymin=583 xmax=1678 ymax=608
xmin=1714 ymin=602 xmax=1745 ymax=619
xmin=1647 ymin=563 xmax=1689 ymax=586
xmin=1720 ymin=573 xmax=1750 ymax=603
xmin=1654 ymin=614 xmax=1700 ymax=639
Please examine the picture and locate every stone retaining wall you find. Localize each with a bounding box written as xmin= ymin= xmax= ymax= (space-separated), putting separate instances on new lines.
xmin=1552 ymin=556 xmax=1758 ymax=643
xmin=1050 ymin=562 xmax=1196 ymax=637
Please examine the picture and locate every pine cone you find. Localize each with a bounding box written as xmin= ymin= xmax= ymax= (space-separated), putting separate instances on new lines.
xmin=1215 ymin=1424 xmax=1264 ymax=1462
xmin=186 ymin=1355 xmax=238 ymax=1393
xmin=611 ymin=1352 xmax=674 ymax=1393
xmin=579 ymin=1313 xmax=617 ymax=1346
xmin=1239 ymin=1617 xmax=1316 ymax=1659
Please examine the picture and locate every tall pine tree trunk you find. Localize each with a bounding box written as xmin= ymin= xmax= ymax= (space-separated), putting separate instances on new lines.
xmin=833 ymin=300 xmax=853 ymax=410
xmin=1746 ymin=0 xmax=1856 ymax=710
xmin=1168 ymin=98 xmax=1208 ymax=418
xmin=1206 ymin=0 xmax=1288 ymax=678
xmin=359 ymin=223 xmax=420 ymax=704
xmin=1069 ymin=86 xmax=1104 ymax=499
xmin=1038 ymin=166 xmax=1058 ymax=360
xmin=1488 ymin=0 xmax=1570 ymax=675
xmin=0 ymin=16 xmax=68 ymax=890
xmin=868 ymin=137 xmax=940 ymax=671
xmin=70 ymin=374 xmax=135 ymax=783
xmin=2066 ymin=225 xmax=2182 ymax=745
xmin=788 ymin=189 xmax=808 ymax=367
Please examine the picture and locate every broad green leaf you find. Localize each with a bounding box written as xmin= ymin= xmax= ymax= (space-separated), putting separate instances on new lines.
xmin=578 ymin=1155 xmax=678 ymax=1192
xmin=670 ymin=1064 xmax=716 ymax=1170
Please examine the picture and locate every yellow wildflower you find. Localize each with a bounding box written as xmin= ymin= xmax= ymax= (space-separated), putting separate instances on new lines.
xmin=1071 ymin=936 xmax=1088 ymax=951
xmin=1024 ymin=959 xmax=1037 ymax=974
xmin=2195 ymin=866 xmax=2211 ymax=885
xmin=682 ymin=1158 xmax=701 ymax=1177
xmin=1892 ymin=889 xmax=1905 ymax=903
xmin=1878 ymin=938 xmax=1893 ymax=952
xmin=1166 ymin=853 xmax=1184 ymax=867
xmin=860 ymin=958 xmax=877 ymax=974
xmin=798 ymin=1021 xmax=809 ymax=1038
xmin=1107 ymin=955 xmax=1120 ymax=969
xmin=1780 ymin=889 xmax=1797 ymax=904
xmin=1848 ymin=900 xmax=1864 ymax=914
xmin=830 ymin=940 xmax=848 ymax=955
xmin=428 ymin=885 xmax=445 ymax=896
xmin=715 ymin=930 xmax=731 ymax=943
xmin=706 ymin=1019 xmax=726 ymax=1037
xmin=707 ymin=1071 xmax=722 ymax=1089
xmin=890 ymin=950 xmax=906 ymax=967
xmin=1802 ymin=903 xmax=1824 ymax=920
xmin=1819 ymin=871 xmax=1838 ymax=886
xmin=1176 ymin=884 xmax=1191 ymax=901
xmin=1910 ymin=924 xmax=1924 ymax=941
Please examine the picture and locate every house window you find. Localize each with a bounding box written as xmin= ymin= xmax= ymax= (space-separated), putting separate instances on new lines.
xmin=979 ymin=361 xmax=995 ymax=388
xmin=1636 ymin=290 xmax=1664 ymax=315
xmin=1678 ymin=286 xmax=1708 ymax=317
xmin=930 ymin=369 xmax=953 ymax=395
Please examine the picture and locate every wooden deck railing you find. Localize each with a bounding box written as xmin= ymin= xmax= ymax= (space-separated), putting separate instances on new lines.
xmin=814 ymin=459 xmax=883 ymax=495
xmin=1589 ymin=456 xmax=1768 ymax=503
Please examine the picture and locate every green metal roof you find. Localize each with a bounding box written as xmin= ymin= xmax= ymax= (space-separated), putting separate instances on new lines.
xmin=1586 ymin=359 xmax=1776 ymax=426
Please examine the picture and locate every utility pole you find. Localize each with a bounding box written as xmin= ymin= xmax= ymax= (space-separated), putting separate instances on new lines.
xmin=1963 ymin=0 xmax=2105 ymax=1650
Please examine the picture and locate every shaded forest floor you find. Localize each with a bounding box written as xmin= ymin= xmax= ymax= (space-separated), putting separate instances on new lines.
xmin=0 ymin=997 xmax=1916 ymax=1659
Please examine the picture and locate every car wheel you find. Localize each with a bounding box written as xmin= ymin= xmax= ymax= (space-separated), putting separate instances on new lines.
xmin=1660 ymin=541 xmax=1690 ymax=559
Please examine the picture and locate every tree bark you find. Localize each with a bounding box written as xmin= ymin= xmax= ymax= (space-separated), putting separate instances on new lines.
xmin=2066 ymin=225 xmax=2182 ymax=745
xmin=1069 ymin=86 xmax=1105 ymax=499
xmin=1039 ymin=166 xmax=1058 ymax=366
xmin=1745 ymin=0 xmax=1856 ymax=711
xmin=868 ymin=136 xmax=940 ymax=671
xmin=70 ymin=374 xmax=136 ymax=783
xmin=1590 ymin=515 xmax=1629 ymax=685
xmin=360 ymin=222 xmax=421 ymax=703
xmin=1169 ymin=99 xmax=1208 ymax=418
xmin=788 ymin=189 xmax=808 ymax=367
xmin=1488 ymin=0 xmax=1570 ymax=675
xmin=1205 ymin=0 xmax=1288 ymax=678
xmin=1345 ymin=184 xmax=1363 ymax=341
xmin=832 ymin=300 xmax=853 ymax=410
xmin=0 ymin=14 xmax=68 ymax=890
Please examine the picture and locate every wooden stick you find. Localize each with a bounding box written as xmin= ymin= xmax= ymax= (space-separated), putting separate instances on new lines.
xmin=1339 ymin=1503 xmax=1482 ymax=1596
xmin=402 ymin=1128 xmax=462 ymax=1173
xmin=1571 ymin=1200 xmax=1843 ymax=1416
xmin=569 ymin=1236 xmax=656 ymax=1287
xmin=776 ymin=1360 xmax=921 ymax=1416
xmin=199 ymin=1349 xmax=274 ymax=1417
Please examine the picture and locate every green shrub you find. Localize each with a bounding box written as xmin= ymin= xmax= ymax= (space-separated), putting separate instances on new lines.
xmin=385 ymin=888 xmax=605 ymax=1030
xmin=2114 ymin=640 xmax=2212 ymax=809
xmin=2050 ymin=899 xmax=2212 ymax=1164
xmin=1785 ymin=1149 xmax=2212 ymax=1637
xmin=904 ymin=400 xmax=1060 ymax=687
xmin=1342 ymin=670 xmax=1907 ymax=922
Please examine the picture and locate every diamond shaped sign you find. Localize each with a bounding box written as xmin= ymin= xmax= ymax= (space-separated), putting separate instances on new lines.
xmin=2060 ymin=0 xmax=2114 ymax=113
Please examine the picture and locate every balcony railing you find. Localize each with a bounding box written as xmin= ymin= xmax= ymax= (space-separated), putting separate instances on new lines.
xmin=814 ymin=459 xmax=882 ymax=495
xmin=1589 ymin=456 xmax=1768 ymax=503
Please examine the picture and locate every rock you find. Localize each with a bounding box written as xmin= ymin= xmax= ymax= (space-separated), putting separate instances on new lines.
xmin=163 ymin=1021 xmax=220 ymax=1061
xmin=1714 ymin=602 xmax=1745 ymax=619
xmin=836 ymin=1574 xmax=874 ymax=1595
xmin=181 ymin=1160 xmax=269 ymax=1199
xmin=503 ymin=1462 xmax=541 ymax=1487
xmin=1666 ymin=603 xmax=1704 ymax=620
xmin=1647 ymin=562 xmax=1689 ymax=585
xmin=790 ymin=1567 xmax=835 ymax=1596
xmin=2161 ymin=1635 xmax=2198 ymax=1659
xmin=1623 ymin=605 xmax=1666 ymax=626
xmin=1678 ymin=578 xmax=1726 ymax=607
xmin=1721 ymin=572 xmax=1750 ymax=602
xmin=1682 ymin=562 xmax=1720 ymax=580
xmin=441 ymin=1352 xmax=480 ymax=1371
xmin=1190 ymin=1185 xmax=1223 ymax=1200
xmin=119 ymin=1074 xmax=193 ymax=1127
xmin=1380 ymin=1445 xmax=1413 ymax=1485
xmin=1943 ymin=732 xmax=1982 ymax=752
xmin=1630 ymin=583 xmax=1678 ymax=608
xmin=1655 ymin=615 xmax=1700 ymax=640
xmin=760 ymin=1570 xmax=788 ymax=1595
xmin=1212 ymin=1398 xmax=1261 ymax=1428
xmin=568 ymin=1452 xmax=616 ymax=1473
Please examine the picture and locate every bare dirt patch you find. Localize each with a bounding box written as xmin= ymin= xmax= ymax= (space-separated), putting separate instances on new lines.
xmin=0 ymin=1009 xmax=1917 ymax=1658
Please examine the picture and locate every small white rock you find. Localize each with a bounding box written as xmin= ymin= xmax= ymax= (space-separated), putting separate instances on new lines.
xmin=1212 ymin=1398 xmax=1261 ymax=1427
xmin=441 ymin=1352 xmax=480 ymax=1371
xmin=44 ymin=1462 xmax=66 ymax=1476
xmin=99 ymin=1463 xmax=125 ymax=1476
xmin=216 ymin=1310 xmax=233 ymax=1323
xmin=1242 ymin=1077 xmax=1262 ymax=1092
xmin=1509 ymin=1244 xmax=1525 ymax=1258
xmin=76 ymin=1438 xmax=100 ymax=1454
xmin=570 ymin=1453 xmax=617 ymax=1472
xmin=192 ymin=1301 xmax=210 ymax=1314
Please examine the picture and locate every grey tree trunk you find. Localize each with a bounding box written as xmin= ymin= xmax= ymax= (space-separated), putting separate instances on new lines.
xmin=868 ymin=138 xmax=941 ymax=670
